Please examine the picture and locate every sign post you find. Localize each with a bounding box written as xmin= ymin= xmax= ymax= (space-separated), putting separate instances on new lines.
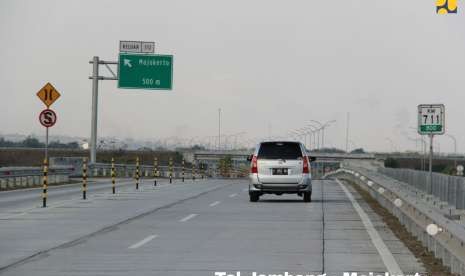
xmin=37 ymin=83 xmax=60 ymax=161
xmin=418 ymin=104 xmax=445 ymax=194
xmin=38 ymin=109 xmax=57 ymax=160
xmin=89 ymin=40 xmax=173 ymax=164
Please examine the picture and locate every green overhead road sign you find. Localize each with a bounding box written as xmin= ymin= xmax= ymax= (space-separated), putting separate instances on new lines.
xmin=118 ymin=53 xmax=173 ymax=90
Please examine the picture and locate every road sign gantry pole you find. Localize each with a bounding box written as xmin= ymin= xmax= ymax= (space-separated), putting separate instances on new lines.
xmin=88 ymin=57 xmax=118 ymax=164
xmin=90 ymin=56 xmax=99 ymax=165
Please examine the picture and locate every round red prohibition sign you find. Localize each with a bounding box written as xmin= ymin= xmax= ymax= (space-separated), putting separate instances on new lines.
xmin=39 ymin=109 xmax=57 ymax=128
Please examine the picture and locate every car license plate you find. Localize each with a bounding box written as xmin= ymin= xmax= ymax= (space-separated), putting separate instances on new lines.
xmin=272 ymin=168 xmax=288 ymax=175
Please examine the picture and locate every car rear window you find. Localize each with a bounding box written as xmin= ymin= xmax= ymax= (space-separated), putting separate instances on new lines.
xmin=257 ymin=142 xmax=302 ymax=160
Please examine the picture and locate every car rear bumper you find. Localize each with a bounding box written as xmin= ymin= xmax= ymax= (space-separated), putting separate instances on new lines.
xmin=249 ymin=173 xmax=312 ymax=193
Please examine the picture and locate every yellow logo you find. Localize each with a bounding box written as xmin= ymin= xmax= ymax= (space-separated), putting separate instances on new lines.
xmin=437 ymin=0 xmax=457 ymax=14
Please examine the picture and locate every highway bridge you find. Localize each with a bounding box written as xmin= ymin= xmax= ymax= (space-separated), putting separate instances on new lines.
xmin=0 ymin=159 xmax=463 ymax=276
xmin=2 ymin=1 xmax=464 ymax=275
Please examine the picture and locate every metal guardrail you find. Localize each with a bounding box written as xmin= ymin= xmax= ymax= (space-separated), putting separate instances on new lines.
xmin=0 ymin=166 xmax=74 ymax=189
xmin=379 ymin=167 xmax=465 ymax=210
xmin=88 ymin=163 xmax=246 ymax=178
xmin=0 ymin=162 xmax=246 ymax=190
xmin=326 ymin=167 xmax=465 ymax=276
xmin=0 ymin=166 xmax=74 ymax=178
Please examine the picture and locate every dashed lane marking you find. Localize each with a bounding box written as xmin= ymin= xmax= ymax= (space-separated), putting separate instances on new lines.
xmin=179 ymin=213 xmax=198 ymax=222
xmin=209 ymin=201 xmax=221 ymax=207
xmin=128 ymin=234 xmax=158 ymax=249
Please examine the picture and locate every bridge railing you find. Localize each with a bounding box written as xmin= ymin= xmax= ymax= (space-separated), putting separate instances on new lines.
xmin=378 ymin=167 xmax=465 ymax=210
xmin=0 ymin=166 xmax=74 ymax=189
xmin=0 ymin=163 xmax=246 ymax=190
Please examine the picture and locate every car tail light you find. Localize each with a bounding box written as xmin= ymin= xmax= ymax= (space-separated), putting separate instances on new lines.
xmin=251 ymin=155 xmax=258 ymax=173
xmin=303 ymin=156 xmax=309 ymax=174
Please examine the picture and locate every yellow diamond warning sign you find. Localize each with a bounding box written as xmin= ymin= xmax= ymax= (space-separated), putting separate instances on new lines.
xmin=36 ymin=82 xmax=61 ymax=107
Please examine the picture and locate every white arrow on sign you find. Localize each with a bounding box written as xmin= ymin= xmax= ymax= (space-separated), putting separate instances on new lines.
xmin=124 ymin=59 xmax=132 ymax=68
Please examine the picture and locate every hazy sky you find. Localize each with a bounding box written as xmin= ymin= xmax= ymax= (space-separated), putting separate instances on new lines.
xmin=1 ymin=0 xmax=464 ymax=152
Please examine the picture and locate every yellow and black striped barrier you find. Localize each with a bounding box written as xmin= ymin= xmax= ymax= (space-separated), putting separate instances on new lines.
xmin=42 ymin=158 xmax=48 ymax=208
xmin=153 ymin=157 xmax=158 ymax=186
xmin=182 ymin=159 xmax=185 ymax=182
xmin=200 ymin=163 xmax=204 ymax=179
xmin=135 ymin=157 xmax=140 ymax=190
xmin=82 ymin=157 xmax=88 ymax=200
xmin=169 ymin=157 xmax=173 ymax=184
xmin=192 ymin=161 xmax=196 ymax=181
xmin=111 ymin=157 xmax=116 ymax=194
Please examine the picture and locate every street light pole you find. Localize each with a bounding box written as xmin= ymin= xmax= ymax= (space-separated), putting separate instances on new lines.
xmin=218 ymin=108 xmax=221 ymax=150
xmin=298 ymin=128 xmax=310 ymax=149
xmin=309 ymin=120 xmax=323 ymax=148
xmin=385 ymin=137 xmax=396 ymax=152
xmin=306 ymin=124 xmax=321 ymax=149
xmin=346 ymin=113 xmax=350 ymax=153
xmin=291 ymin=130 xmax=305 ymax=145
xmin=320 ymin=120 xmax=336 ymax=149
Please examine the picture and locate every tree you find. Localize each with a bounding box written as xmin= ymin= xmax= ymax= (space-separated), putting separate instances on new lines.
xmin=350 ymin=148 xmax=366 ymax=154
xmin=219 ymin=155 xmax=232 ymax=176
xmin=384 ymin=157 xmax=399 ymax=168
xmin=22 ymin=137 xmax=43 ymax=148
xmin=191 ymin=145 xmax=206 ymax=150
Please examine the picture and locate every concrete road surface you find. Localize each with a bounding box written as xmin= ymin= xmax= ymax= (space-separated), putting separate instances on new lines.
xmin=0 ymin=179 xmax=425 ymax=276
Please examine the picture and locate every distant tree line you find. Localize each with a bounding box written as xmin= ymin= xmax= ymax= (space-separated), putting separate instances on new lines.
xmin=311 ymin=147 xmax=366 ymax=154
xmin=0 ymin=137 xmax=79 ymax=149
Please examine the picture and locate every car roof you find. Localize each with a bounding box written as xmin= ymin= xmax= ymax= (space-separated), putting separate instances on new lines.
xmin=259 ymin=141 xmax=301 ymax=144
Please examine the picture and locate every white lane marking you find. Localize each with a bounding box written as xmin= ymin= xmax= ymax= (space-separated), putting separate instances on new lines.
xmin=128 ymin=234 xmax=158 ymax=249
xmin=0 ymin=180 xmax=139 ymax=219
xmin=179 ymin=213 xmax=197 ymax=222
xmin=228 ymin=193 xmax=238 ymax=198
xmin=209 ymin=201 xmax=221 ymax=207
xmin=335 ymin=179 xmax=403 ymax=275
xmin=0 ymin=179 xmax=182 ymax=220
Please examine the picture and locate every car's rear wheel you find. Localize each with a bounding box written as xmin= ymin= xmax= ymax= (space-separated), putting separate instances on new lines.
xmin=303 ymin=192 xmax=312 ymax=202
xmin=249 ymin=192 xmax=260 ymax=202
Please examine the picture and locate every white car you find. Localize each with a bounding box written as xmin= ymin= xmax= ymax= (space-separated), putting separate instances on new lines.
xmin=248 ymin=141 xmax=314 ymax=202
